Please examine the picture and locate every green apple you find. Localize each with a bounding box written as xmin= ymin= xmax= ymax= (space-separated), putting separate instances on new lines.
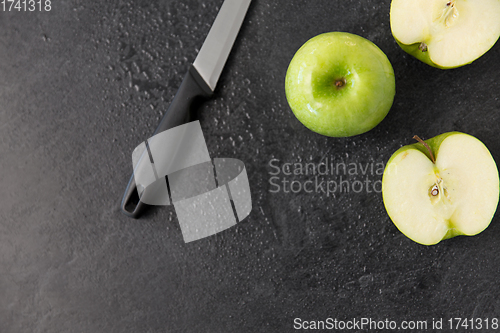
xmin=382 ymin=132 xmax=499 ymax=245
xmin=390 ymin=0 xmax=500 ymax=69
xmin=285 ymin=32 xmax=395 ymax=137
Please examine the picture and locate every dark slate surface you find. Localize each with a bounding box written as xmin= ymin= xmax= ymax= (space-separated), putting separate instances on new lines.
xmin=1 ymin=0 xmax=500 ymax=332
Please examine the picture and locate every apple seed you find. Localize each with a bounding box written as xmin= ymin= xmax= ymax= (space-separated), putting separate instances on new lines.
xmin=430 ymin=185 xmax=439 ymax=197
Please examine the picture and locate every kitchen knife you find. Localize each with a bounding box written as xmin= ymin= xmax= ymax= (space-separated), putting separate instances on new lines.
xmin=120 ymin=0 xmax=252 ymax=218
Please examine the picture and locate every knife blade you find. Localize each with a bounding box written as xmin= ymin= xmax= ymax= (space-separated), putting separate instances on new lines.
xmin=120 ymin=0 xmax=252 ymax=218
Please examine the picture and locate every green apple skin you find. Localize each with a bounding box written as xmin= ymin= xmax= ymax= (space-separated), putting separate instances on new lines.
xmin=285 ymin=32 xmax=396 ymax=137
xmin=395 ymin=40 xmax=468 ymax=70
xmin=382 ymin=132 xmax=500 ymax=245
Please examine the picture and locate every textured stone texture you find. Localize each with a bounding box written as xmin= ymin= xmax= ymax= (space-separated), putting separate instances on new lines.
xmin=1 ymin=0 xmax=500 ymax=332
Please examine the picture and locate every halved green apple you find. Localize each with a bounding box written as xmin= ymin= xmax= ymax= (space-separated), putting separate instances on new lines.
xmin=382 ymin=132 xmax=499 ymax=245
xmin=390 ymin=0 xmax=500 ymax=68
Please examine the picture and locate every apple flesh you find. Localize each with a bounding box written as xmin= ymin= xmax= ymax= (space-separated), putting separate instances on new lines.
xmin=390 ymin=0 xmax=500 ymax=69
xmin=382 ymin=132 xmax=499 ymax=245
xmin=285 ymin=32 xmax=395 ymax=137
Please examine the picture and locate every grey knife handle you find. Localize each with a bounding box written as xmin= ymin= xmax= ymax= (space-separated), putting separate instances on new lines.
xmin=120 ymin=65 xmax=212 ymax=218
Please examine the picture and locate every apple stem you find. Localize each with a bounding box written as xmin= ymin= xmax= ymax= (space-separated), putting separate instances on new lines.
xmin=413 ymin=135 xmax=436 ymax=164
xmin=419 ymin=42 xmax=428 ymax=52
xmin=334 ymin=78 xmax=346 ymax=89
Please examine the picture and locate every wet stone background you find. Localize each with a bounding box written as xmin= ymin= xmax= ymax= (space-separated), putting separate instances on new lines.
xmin=1 ymin=0 xmax=500 ymax=332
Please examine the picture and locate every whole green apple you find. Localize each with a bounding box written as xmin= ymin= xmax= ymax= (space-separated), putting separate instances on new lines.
xmin=390 ymin=0 xmax=500 ymax=69
xmin=285 ymin=32 xmax=395 ymax=137
xmin=382 ymin=132 xmax=500 ymax=245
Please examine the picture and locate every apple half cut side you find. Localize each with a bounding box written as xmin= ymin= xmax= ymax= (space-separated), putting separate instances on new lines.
xmin=382 ymin=132 xmax=500 ymax=245
xmin=390 ymin=0 xmax=500 ymax=68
